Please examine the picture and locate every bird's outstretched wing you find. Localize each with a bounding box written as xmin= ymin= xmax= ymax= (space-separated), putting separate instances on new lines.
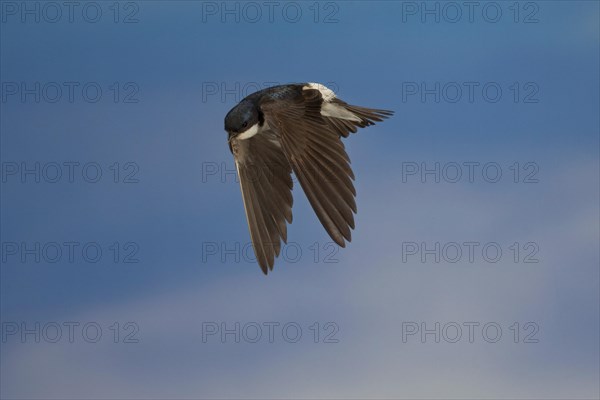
xmin=230 ymin=130 xmax=293 ymax=274
xmin=260 ymin=87 xmax=393 ymax=249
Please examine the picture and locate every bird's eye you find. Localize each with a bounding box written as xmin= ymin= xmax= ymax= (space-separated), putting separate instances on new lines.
xmin=242 ymin=122 xmax=248 ymax=128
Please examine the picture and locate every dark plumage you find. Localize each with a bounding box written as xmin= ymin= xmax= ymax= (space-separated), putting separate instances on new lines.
xmin=224 ymin=83 xmax=393 ymax=274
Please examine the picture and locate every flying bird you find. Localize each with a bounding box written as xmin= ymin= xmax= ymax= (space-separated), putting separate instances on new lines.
xmin=224 ymin=83 xmax=393 ymax=274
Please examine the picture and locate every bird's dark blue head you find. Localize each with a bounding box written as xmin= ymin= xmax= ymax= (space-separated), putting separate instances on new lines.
xmin=224 ymin=100 xmax=261 ymax=137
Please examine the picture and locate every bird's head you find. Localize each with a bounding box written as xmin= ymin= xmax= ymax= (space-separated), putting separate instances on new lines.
xmin=224 ymin=101 xmax=262 ymax=139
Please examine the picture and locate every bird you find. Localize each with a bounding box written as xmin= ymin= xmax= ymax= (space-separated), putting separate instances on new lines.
xmin=224 ymin=82 xmax=393 ymax=274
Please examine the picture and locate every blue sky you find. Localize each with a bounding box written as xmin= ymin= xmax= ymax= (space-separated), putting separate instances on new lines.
xmin=1 ymin=1 xmax=599 ymax=398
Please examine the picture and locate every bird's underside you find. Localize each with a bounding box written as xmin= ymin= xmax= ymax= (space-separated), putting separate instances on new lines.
xmin=228 ymin=83 xmax=393 ymax=274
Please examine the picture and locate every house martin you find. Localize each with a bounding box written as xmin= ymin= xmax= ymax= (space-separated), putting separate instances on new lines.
xmin=224 ymin=83 xmax=393 ymax=274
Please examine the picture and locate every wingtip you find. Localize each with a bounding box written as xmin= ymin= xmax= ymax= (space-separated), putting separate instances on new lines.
xmin=331 ymin=233 xmax=347 ymax=248
xmin=258 ymin=257 xmax=276 ymax=275
xmin=259 ymin=262 xmax=269 ymax=275
xmin=375 ymin=109 xmax=394 ymax=120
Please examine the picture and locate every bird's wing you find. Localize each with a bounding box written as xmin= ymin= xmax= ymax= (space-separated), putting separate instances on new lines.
xmin=231 ymin=130 xmax=293 ymax=274
xmin=260 ymin=87 xmax=393 ymax=247
xmin=322 ymin=97 xmax=394 ymax=137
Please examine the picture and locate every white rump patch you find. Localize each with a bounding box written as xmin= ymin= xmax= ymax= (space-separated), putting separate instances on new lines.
xmin=321 ymin=102 xmax=361 ymax=122
xmin=303 ymin=82 xmax=336 ymax=102
xmin=303 ymin=82 xmax=359 ymax=121
xmin=237 ymin=123 xmax=260 ymax=140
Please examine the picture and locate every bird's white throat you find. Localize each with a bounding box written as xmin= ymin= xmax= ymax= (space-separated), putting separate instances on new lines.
xmin=237 ymin=123 xmax=260 ymax=140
